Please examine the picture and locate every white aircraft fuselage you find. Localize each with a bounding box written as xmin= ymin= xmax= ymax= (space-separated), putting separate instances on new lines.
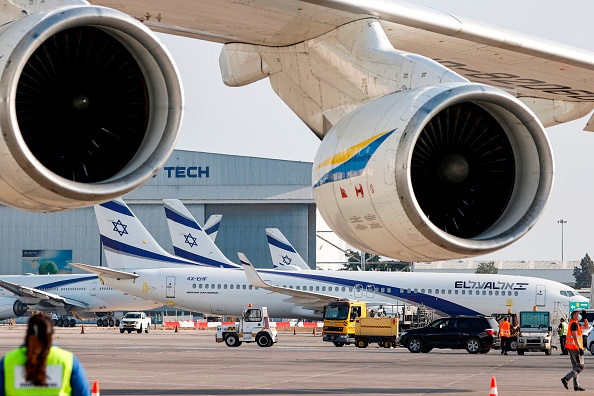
xmin=97 ymin=266 xmax=586 ymax=319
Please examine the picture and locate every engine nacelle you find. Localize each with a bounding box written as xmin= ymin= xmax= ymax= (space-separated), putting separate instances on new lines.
xmin=0 ymin=298 xmax=29 ymax=320
xmin=0 ymin=6 xmax=182 ymax=211
xmin=313 ymin=83 xmax=553 ymax=261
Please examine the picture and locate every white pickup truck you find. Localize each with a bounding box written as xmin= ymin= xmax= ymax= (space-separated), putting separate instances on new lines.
xmin=119 ymin=312 xmax=151 ymax=334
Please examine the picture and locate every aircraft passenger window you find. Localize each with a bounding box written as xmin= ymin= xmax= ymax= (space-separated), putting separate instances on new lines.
xmin=249 ymin=285 xmax=253 ymax=290
xmin=435 ymin=289 xmax=439 ymax=295
xmin=495 ymin=291 xmax=499 ymax=296
xmin=316 ymin=286 xmax=320 ymax=291
xmin=237 ymin=284 xmax=240 ymax=289
xmin=461 ymin=290 xmax=465 ymax=295
xmin=322 ymin=286 xmax=326 ymax=291
xmin=441 ymin=289 xmax=445 ymax=294
xmin=448 ymin=290 xmax=452 ymax=294
xmin=230 ymin=285 xmax=234 ymax=289
xmin=428 ymin=289 xmax=432 ymax=294
xmin=223 ymin=284 xmax=227 ymax=289
xmin=199 ymin=284 xmax=203 ymax=289
xmin=468 ymin=290 xmax=472 ymax=295
xmin=243 ymin=285 xmax=246 ymax=289
xmin=508 ymin=291 xmax=512 ymax=296
xmin=414 ymin=289 xmax=418 ymax=293
xmin=255 ymin=287 xmax=259 ymax=290
xmin=289 ymin=286 xmax=294 ymax=289
xmin=283 ymin=285 xmax=287 ymax=288
xmin=192 ymin=284 xmax=196 ymax=289
xmin=211 ymin=284 xmax=215 ymax=289
xmin=296 ymin=286 xmax=300 ymax=290
xmin=217 ymin=284 xmax=221 ymax=289
xmin=342 ymin=287 xmax=345 ymax=292
xmin=205 ymin=284 xmax=209 ymax=289
xmin=310 ymin=286 xmax=314 ymax=291
xmin=421 ymin=289 xmax=425 ymax=293
xmin=349 ymin=287 xmax=353 ymax=292
xmin=514 ymin=291 xmax=518 ymax=296
xmin=335 ymin=287 xmax=339 ymax=291
xmin=482 ymin=291 xmax=486 ymax=295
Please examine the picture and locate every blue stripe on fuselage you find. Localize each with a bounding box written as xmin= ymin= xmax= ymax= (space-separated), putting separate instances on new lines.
xmin=258 ymin=269 xmax=481 ymax=317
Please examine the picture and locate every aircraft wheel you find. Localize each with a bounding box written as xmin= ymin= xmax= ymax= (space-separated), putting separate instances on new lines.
xmin=108 ymin=318 xmax=115 ymax=327
xmin=96 ymin=318 xmax=103 ymax=327
xmin=69 ymin=319 xmax=76 ymax=327
xmin=57 ymin=318 xmax=64 ymax=327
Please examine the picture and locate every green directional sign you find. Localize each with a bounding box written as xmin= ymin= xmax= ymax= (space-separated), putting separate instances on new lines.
xmin=570 ymin=301 xmax=590 ymax=312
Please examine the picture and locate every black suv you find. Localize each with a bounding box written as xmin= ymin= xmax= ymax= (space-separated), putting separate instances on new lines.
xmin=399 ymin=316 xmax=499 ymax=354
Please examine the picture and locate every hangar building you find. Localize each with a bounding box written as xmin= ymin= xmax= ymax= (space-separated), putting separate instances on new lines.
xmin=0 ymin=150 xmax=316 ymax=275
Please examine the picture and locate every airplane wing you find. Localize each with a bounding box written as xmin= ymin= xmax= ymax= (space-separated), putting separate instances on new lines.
xmin=70 ymin=263 xmax=140 ymax=281
xmin=239 ymin=252 xmax=341 ymax=309
xmin=0 ymin=279 xmax=69 ymax=307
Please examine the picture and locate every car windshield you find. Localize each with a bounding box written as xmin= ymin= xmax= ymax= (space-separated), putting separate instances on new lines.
xmin=125 ymin=313 xmax=141 ymax=319
xmin=325 ymin=305 xmax=349 ymax=320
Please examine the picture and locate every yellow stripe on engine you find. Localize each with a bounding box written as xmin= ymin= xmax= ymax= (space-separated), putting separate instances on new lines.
xmin=314 ymin=131 xmax=390 ymax=170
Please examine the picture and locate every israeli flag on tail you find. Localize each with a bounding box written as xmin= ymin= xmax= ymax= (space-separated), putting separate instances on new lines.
xmin=163 ymin=199 xmax=241 ymax=268
xmin=94 ymin=198 xmax=206 ymax=271
xmin=266 ymin=228 xmax=311 ymax=271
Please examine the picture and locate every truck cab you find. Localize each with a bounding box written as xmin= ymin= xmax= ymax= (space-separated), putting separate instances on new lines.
xmin=516 ymin=311 xmax=552 ymax=355
xmin=216 ymin=306 xmax=277 ymax=347
xmin=323 ymin=300 xmax=367 ymax=346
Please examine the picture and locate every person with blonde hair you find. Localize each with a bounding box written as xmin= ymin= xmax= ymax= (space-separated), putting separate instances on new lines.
xmin=0 ymin=313 xmax=90 ymax=395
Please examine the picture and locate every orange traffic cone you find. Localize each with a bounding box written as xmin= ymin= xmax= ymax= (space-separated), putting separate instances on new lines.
xmin=489 ymin=376 xmax=498 ymax=396
xmin=80 ymin=325 xmax=85 ymax=334
xmin=91 ymin=380 xmax=100 ymax=396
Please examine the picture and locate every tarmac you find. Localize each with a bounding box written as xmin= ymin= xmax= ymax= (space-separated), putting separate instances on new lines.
xmin=0 ymin=325 xmax=587 ymax=395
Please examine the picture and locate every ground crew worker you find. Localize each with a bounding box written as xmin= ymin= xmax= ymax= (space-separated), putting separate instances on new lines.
xmin=0 ymin=313 xmax=90 ymax=395
xmin=558 ymin=318 xmax=569 ymax=355
xmin=561 ymin=310 xmax=588 ymax=391
xmin=499 ymin=317 xmax=511 ymax=355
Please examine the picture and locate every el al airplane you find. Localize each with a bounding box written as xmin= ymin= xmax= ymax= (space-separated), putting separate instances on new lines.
xmin=0 ymin=275 xmax=160 ymax=322
xmin=164 ymin=198 xmax=309 ymax=271
xmin=2 ymin=1 xmax=594 ymax=267
xmin=74 ymin=199 xmax=588 ymax=319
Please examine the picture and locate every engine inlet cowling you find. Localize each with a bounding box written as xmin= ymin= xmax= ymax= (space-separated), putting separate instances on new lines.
xmin=313 ymin=83 xmax=553 ymax=261
xmin=0 ymin=6 xmax=183 ymax=211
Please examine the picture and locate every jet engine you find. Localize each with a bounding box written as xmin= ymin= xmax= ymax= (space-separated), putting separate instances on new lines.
xmin=313 ymin=83 xmax=553 ymax=261
xmin=0 ymin=298 xmax=29 ymax=320
xmin=0 ymin=6 xmax=182 ymax=212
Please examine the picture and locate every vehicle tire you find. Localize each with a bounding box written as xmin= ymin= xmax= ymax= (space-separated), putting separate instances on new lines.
xmin=108 ymin=318 xmax=115 ymax=327
xmin=407 ymin=338 xmax=423 ymax=353
xmin=127 ymin=330 xmax=132 ymax=333
xmin=333 ymin=342 xmax=344 ymax=347
xmin=52 ymin=319 xmax=57 ymax=326
xmin=590 ymin=343 xmax=594 ymax=355
xmin=145 ymin=326 xmax=149 ymax=333
xmin=120 ymin=329 xmax=124 ymax=333
xmin=355 ymin=339 xmax=368 ymax=348
xmin=480 ymin=348 xmax=490 ymax=354
xmin=382 ymin=340 xmax=391 ymax=349
xmin=69 ymin=319 xmax=76 ymax=327
xmin=57 ymin=318 xmax=63 ymax=327
xmin=545 ymin=349 xmax=552 ymax=355
xmin=137 ymin=326 xmax=143 ymax=334
xmin=421 ymin=347 xmax=432 ymax=353
xmin=256 ymin=333 xmax=272 ymax=347
xmin=115 ymin=319 xmax=120 ymax=327
xmin=225 ymin=334 xmax=241 ymax=347
xmin=517 ymin=349 xmax=525 ymax=355
xmin=465 ymin=338 xmax=481 ymax=354
xmin=509 ymin=340 xmax=518 ymax=351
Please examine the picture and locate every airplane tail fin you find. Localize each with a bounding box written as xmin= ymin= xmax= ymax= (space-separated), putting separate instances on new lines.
xmin=94 ymin=198 xmax=201 ymax=270
xmin=163 ymin=199 xmax=240 ymax=268
xmin=266 ymin=228 xmax=311 ymax=270
xmin=203 ymin=215 xmax=222 ymax=242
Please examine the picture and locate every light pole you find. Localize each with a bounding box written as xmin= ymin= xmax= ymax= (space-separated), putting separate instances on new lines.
xmin=558 ymin=219 xmax=567 ymax=261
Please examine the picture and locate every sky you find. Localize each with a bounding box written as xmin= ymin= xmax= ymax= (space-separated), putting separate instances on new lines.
xmin=156 ymin=1 xmax=594 ymax=262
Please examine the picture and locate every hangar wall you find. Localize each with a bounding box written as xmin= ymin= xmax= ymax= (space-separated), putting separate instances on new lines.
xmin=0 ymin=150 xmax=315 ymax=274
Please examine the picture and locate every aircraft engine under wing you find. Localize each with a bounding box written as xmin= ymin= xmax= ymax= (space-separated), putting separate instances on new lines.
xmin=0 ymin=297 xmax=29 ymax=320
xmin=0 ymin=5 xmax=182 ymax=212
xmin=313 ymin=82 xmax=553 ymax=261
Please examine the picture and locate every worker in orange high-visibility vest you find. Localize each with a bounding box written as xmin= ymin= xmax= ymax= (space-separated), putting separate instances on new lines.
xmin=561 ymin=310 xmax=589 ymax=391
xmin=498 ymin=317 xmax=512 ymax=355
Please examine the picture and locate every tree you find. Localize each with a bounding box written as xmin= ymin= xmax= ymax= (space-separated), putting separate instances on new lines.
xmin=573 ymin=253 xmax=594 ymax=289
xmin=341 ymin=250 xmax=410 ymax=271
xmin=38 ymin=260 xmax=58 ymax=275
xmin=475 ymin=261 xmax=498 ymax=274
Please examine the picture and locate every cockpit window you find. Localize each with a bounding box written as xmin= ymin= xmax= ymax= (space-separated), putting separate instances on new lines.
xmin=560 ymin=291 xmax=567 ymax=296
xmin=566 ymin=291 xmax=575 ymax=297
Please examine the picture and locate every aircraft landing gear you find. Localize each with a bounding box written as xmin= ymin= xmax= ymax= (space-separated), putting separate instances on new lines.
xmin=52 ymin=315 xmax=77 ymax=327
xmin=96 ymin=316 xmax=120 ymax=327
